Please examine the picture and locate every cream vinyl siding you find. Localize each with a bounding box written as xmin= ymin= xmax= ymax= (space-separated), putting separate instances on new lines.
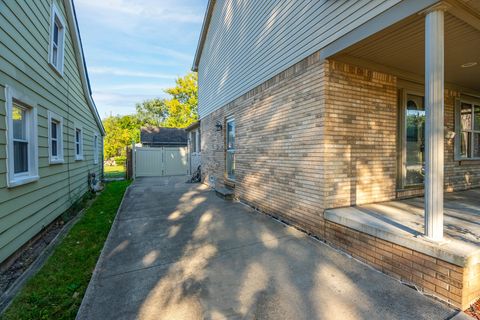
xmin=0 ymin=0 xmax=103 ymax=263
xmin=198 ymin=0 xmax=403 ymax=119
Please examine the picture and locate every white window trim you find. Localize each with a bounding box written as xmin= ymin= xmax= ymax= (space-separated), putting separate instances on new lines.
xmin=75 ymin=125 xmax=84 ymax=160
xmin=455 ymin=97 xmax=480 ymax=161
xmin=190 ymin=130 xmax=199 ymax=155
xmin=48 ymin=2 xmax=66 ymax=76
xmin=5 ymin=86 xmax=39 ymax=188
xmin=93 ymin=133 xmax=99 ymax=164
xmin=226 ymin=117 xmax=236 ymax=180
xmin=48 ymin=111 xmax=64 ymax=164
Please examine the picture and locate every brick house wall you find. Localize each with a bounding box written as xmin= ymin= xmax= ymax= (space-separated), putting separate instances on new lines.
xmin=201 ymin=52 xmax=327 ymax=235
xmin=323 ymin=60 xmax=398 ymax=208
xmin=201 ymin=56 xmax=480 ymax=211
xmin=199 ymin=53 xmax=480 ymax=309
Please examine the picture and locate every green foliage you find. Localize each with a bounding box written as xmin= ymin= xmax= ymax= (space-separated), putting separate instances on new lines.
xmin=162 ymin=72 xmax=198 ymax=128
xmin=103 ymin=115 xmax=140 ymax=159
xmin=135 ymin=72 xmax=198 ymax=128
xmin=1 ymin=181 xmax=131 ymax=320
xmin=135 ymin=98 xmax=167 ymax=127
xmin=113 ymin=156 xmax=126 ymax=167
xmin=103 ymin=72 xmax=198 ymax=158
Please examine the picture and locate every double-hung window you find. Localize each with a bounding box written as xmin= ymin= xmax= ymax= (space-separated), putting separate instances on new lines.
xmin=226 ymin=118 xmax=236 ymax=180
xmin=48 ymin=111 xmax=64 ymax=164
xmin=6 ymin=86 xmax=39 ymax=187
xmin=75 ymin=127 xmax=84 ymax=160
xmin=456 ymin=101 xmax=480 ymax=159
xmin=49 ymin=3 xmax=65 ymax=75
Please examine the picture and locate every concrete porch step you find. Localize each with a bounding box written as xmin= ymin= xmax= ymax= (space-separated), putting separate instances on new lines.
xmin=215 ymin=186 xmax=235 ymax=200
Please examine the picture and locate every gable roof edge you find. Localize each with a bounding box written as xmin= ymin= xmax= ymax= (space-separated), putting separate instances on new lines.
xmin=63 ymin=0 xmax=105 ymax=136
xmin=192 ymin=0 xmax=216 ymax=72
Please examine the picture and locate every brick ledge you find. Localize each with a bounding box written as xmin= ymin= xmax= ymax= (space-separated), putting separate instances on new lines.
xmin=324 ymin=207 xmax=480 ymax=267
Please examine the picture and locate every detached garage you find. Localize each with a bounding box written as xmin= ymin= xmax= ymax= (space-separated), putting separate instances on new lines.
xmin=134 ymin=127 xmax=189 ymax=177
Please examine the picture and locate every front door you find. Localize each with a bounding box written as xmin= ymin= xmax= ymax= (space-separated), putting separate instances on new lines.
xmin=402 ymin=93 xmax=426 ymax=187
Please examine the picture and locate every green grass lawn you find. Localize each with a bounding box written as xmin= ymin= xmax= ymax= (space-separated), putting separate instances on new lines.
xmin=1 ymin=180 xmax=130 ymax=320
xmin=104 ymin=165 xmax=125 ymax=179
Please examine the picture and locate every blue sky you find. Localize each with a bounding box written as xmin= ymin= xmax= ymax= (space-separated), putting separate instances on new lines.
xmin=74 ymin=0 xmax=206 ymax=118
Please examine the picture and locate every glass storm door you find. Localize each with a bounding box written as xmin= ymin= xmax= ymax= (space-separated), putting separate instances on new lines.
xmin=404 ymin=94 xmax=426 ymax=187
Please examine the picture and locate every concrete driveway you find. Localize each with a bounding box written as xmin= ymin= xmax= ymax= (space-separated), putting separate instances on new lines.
xmin=77 ymin=177 xmax=456 ymax=320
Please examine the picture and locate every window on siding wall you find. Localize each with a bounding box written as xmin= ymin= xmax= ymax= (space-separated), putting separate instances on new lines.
xmin=49 ymin=3 xmax=66 ymax=75
xmin=226 ymin=118 xmax=236 ymax=180
xmin=5 ymin=86 xmax=39 ymax=188
xmin=94 ymin=134 xmax=99 ymax=164
xmin=456 ymin=101 xmax=480 ymax=159
xmin=75 ymin=127 xmax=84 ymax=160
xmin=48 ymin=111 xmax=64 ymax=164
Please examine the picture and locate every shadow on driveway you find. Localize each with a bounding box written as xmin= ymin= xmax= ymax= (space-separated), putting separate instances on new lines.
xmin=77 ymin=176 xmax=455 ymax=320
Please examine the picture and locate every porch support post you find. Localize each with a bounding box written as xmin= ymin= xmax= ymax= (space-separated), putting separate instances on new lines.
xmin=424 ymin=7 xmax=445 ymax=241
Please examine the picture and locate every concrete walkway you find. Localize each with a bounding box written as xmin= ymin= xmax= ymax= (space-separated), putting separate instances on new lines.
xmin=77 ymin=177 xmax=457 ymax=320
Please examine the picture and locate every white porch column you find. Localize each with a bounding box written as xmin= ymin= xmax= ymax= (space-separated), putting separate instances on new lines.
xmin=424 ymin=7 xmax=445 ymax=241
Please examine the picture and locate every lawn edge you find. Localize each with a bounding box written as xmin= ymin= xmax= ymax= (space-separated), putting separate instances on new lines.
xmin=0 ymin=208 xmax=87 ymax=315
xmin=75 ymin=182 xmax=133 ymax=320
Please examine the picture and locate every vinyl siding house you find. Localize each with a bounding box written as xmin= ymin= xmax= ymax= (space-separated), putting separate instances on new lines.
xmin=0 ymin=0 xmax=104 ymax=265
xmin=193 ymin=0 xmax=480 ymax=309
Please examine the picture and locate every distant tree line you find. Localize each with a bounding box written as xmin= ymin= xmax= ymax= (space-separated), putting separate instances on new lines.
xmin=103 ymin=72 xmax=197 ymax=160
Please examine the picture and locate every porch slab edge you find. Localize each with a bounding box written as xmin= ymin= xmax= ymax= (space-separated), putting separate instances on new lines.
xmin=324 ymin=207 xmax=478 ymax=267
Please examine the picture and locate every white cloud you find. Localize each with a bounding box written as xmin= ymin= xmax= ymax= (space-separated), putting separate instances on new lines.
xmin=93 ymin=91 xmax=167 ymax=117
xmin=89 ymin=67 xmax=177 ymax=79
xmin=75 ymin=0 xmax=203 ymax=24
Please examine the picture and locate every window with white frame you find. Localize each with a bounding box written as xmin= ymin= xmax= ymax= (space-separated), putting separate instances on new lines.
xmin=48 ymin=111 xmax=64 ymax=164
xmin=456 ymin=100 xmax=480 ymax=159
xmin=198 ymin=128 xmax=201 ymax=153
xmin=5 ymin=86 xmax=39 ymax=187
xmin=75 ymin=127 xmax=83 ymax=160
xmin=49 ymin=3 xmax=66 ymax=74
xmin=93 ymin=133 xmax=99 ymax=164
xmin=226 ymin=118 xmax=235 ymax=180
xmin=191 ymin=130 xmax=197 ymax=153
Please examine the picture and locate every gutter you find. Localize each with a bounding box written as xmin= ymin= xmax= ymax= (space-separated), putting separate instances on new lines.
xmin=192 ymin=0 xmax=216 ymax=71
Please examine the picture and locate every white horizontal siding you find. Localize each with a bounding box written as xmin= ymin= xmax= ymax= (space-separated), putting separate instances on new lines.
xmin=198 ymin=0 xmax=403 ymax=118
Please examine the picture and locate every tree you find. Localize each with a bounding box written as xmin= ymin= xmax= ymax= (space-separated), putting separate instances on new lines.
xmin=103 ymin=115 xmax=141 ymax=159
xmin=135 ymin=72 xmax=198 ymax=128
xmin=102 ymin=72 xmax=198 ymax=160
xmin=135 ymin=98 xmax=167 ymax=127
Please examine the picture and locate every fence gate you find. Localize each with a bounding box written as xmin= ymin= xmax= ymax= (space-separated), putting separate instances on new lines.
xmin=134 ymin=147 xmax=188 ymax=178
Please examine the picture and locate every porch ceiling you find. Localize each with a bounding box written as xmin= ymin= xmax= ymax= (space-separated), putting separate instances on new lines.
xmin=336 ymin=12 xmax=480 ymax=92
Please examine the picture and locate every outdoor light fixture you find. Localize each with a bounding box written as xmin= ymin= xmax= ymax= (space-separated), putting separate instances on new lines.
xmin=215 ymin=121 xmax=223 ymax=131
xmin=461 ymin=62 xmax=477 ymax=68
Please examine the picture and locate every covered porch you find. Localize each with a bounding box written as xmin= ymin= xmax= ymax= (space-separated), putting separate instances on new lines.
xmin=325 ymin=1 xmax=480 ymax=240
xmin=321 ymin=0 xmax=480 ymax=309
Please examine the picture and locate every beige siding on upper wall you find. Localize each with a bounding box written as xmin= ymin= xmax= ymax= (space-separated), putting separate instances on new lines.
xmin=0 ymin=0 xmax=103 ymax=263
xmin=197 ymin=0 xmax=406 ymax=119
